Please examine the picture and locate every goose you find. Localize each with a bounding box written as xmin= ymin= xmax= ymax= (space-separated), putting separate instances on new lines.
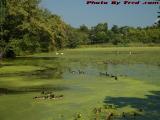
xmin=56 ymin=52 xmax=59 ymax=55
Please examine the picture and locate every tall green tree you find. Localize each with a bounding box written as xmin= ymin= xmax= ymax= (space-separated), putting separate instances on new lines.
xmin=89 ymin=23 xmax=109 ymax=44
xmin=0 ymin=0 xmax=70 ymax=57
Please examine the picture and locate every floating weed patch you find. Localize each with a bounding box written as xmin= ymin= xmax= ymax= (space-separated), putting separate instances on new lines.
xmin=0 ymin=66 xmax=63 ymax=80
xmin=0 ymin=65 xmax=43 ymax=74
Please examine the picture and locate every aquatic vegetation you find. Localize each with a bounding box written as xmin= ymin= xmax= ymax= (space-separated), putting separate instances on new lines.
xmin=0 ymin=47 xmax=160 ymax=120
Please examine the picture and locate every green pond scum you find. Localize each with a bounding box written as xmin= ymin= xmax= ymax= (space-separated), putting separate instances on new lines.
xmin=0 ymin=47 xmax=160 ymax=120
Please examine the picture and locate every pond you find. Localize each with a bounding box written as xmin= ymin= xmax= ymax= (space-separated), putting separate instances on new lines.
xmin=0 ymin=48 xmax=160 ymax=120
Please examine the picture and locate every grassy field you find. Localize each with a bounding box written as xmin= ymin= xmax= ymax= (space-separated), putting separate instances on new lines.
xmin=0 ymin=47 xmax=160 ymax=120
xmin=33 ymin=47 xmax=160 ymax=64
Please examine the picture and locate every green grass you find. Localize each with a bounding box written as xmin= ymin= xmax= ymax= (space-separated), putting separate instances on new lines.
xmin=32 ymin=47 xmax=160 ymax=65
xmin=0 ymin=47 xmax=160 ymax=120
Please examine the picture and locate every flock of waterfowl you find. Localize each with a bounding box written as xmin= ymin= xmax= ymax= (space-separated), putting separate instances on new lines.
xmin=99 ymin=72 xmax=118 ymax=80
xmin=68 ymin=68 xmax=124 ymax=81
xmin=33 ymin=91 xmax=63 ymax=100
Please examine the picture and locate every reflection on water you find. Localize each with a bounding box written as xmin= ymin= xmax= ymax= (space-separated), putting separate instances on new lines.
xmin=63 ymin=60 xmax=160 ymax=85
xmin=106 ymin=64 xmax=160 ymax=85
xmin=1 ymin=57 xmax=160 ymax=85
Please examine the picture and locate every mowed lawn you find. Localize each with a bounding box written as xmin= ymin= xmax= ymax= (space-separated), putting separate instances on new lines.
xmin=0 ymin=47 xmax=160 ymax=120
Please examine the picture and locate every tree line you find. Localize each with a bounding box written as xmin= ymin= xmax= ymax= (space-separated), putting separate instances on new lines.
xmin=80 ymin=23 xmax=160 ymax=45
xmin=0 ymin=0 xmax=160 ymax=58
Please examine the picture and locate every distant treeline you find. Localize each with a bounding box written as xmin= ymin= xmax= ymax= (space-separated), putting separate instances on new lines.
xmin=0 ymin=0 xmax=160 ymax=57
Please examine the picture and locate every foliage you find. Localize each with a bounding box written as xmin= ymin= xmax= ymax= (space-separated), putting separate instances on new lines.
xmin=85 ymin=24 xmax=160 ymax=45
xmin=0 ymin=0 xmax=159 ymax=58
xmin=89 ymin=23 xmax=108 ymax=44
xmin=0 ymin=0 xmax=70 ymax=57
